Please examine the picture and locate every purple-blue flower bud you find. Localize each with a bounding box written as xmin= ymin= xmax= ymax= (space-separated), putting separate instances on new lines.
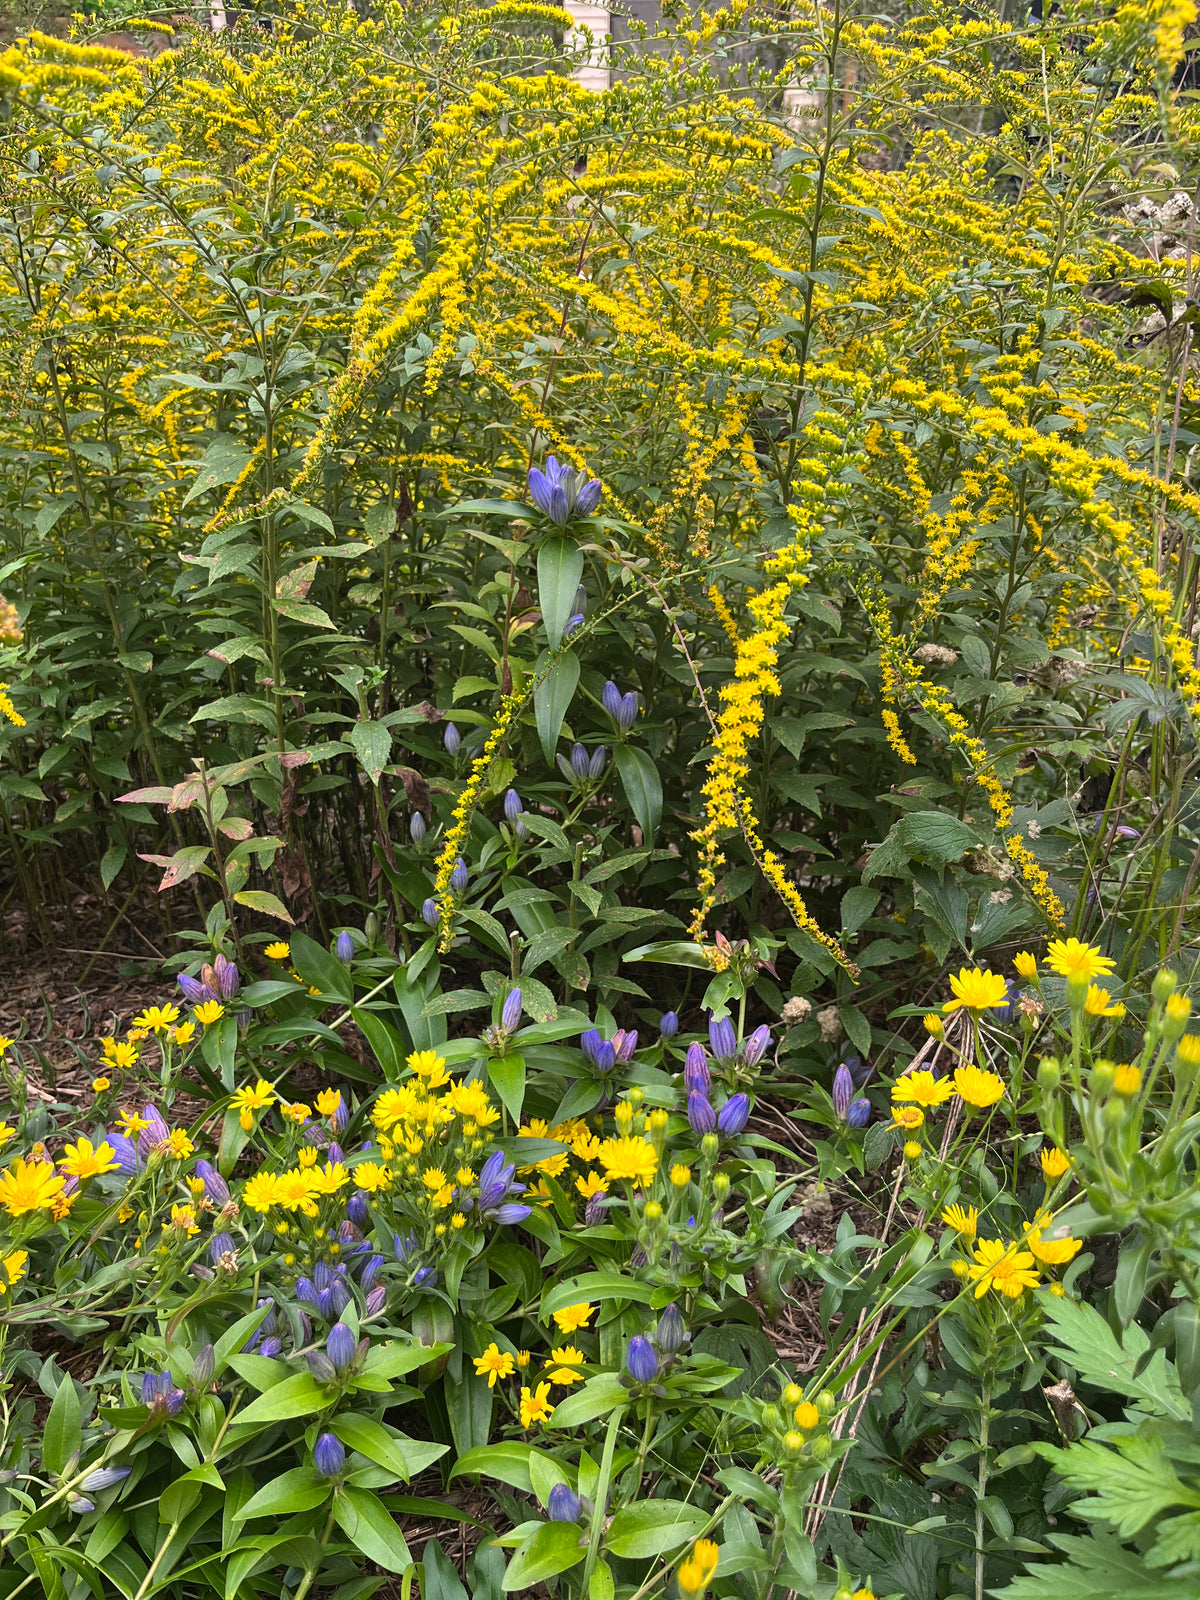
xmin=846 ymin=1098 xmax=871 ymax=1129
xmin=297 ymin=1276 xmax=319 ymax=1306
xmin=613 ymin=1028 xmax=637 ymax=1060
xmin=580 ymin=1028 xmax=603 ymax=1063
xmin=496 ymin=1203 xmax=532 ymax=1225
xmin=210 ymin=1232 xmax=236 ymax=1265
xmin=108 ymin=1132 xmax=141 ymax=1176
xmin=659 ymin=1011 xmax=679 ymax=1039
xmin=717 ymin=1093 xmax=750 ymax=1136
xmin=308 ymin=1349 xmax=336 ymax=1383
xmin=593 ymin=1040 xmax=617 ymax=1074
xmin=165 ymin=1388 xmax=185 ymax=1417
xmin=743 ymin=1025 xmax=771 ymax=1067
xmin=656 ymin=1303 xmax=686 ymax=1354
xmin=684 ymin=1042 xmax=711 ymax=1093
xmin=626 ymin=1335 xmax=658 ymax=1384
xmin=602 ymin=680 xmax=622 ymax=720
xmin=443 ymin=722 xmax=461 ymax=755
xmin=328 ymin=1142 xmax=346 ymax=1164
xmin=564 ymin=612 xmax=585 ymax=637
xmin=687 ymin=1091 xmax=716 ymax=1135
xmin=450 ymin=858 xmax=469 ymax=895
xmin=192 ymin=1343 xmax=215 ymax=1386
xmin=708 ymin=1014 xmax=737 ymax=1062
xmin=832 ymin=1064 xmax=853 ymax=1120
xmin=258 ymin=1337 xmax=282 ymax=1359
xmin=194 ymin=1159 xmax=229 ymax=1204
xmin=548 ymin=1483 xmax=581 ymax=1522
xmin=360 ymin=1253 xmax=384 ymax=1291
xmin=365 ymin=1284 xmax=387 ymax=1317
xmin=177 ymin=973 xmax=209 ymax=1004
xmin=314 ymin=1432 xmax=345 ymax=1478
xmin=570 ymin=743 xmax=590 ymax=778
xmin=502 ymin=988 xmax=522 ymax=1033
xmin=326 ymin=1322 xmax=356 ymax=1372
xmin=347 ymin=1193 xmax=370 ymax=1230
xmin=409 ymin=812 xmax=427 ymax=844
xmin=421 ymin=898 xmax=439 ymax=928
xmin=138 ymin=1104 xmax=170 ymax=1156
xmin=79 ymin=1466 xmax=131 ymax=1494
xmin=216 ymin=956 xmax=240 ymax=1000
xmin=314 ymin=1260 xmax=333 ymax=1291
xmin=584 ymin=1190 xmax=607 ymax=1226
xmin=336 ymin=931 xmax=355 ymax=964
xmin=412 ymin=1266 xmax=437 ymax=1288
xmin=589 ymin=745 xmax=607 ymax=779
xmin=504 ymin=788 xmax=523 ymax=824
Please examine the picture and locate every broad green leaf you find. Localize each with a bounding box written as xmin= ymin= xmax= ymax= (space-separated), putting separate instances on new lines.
xmin=541 ymin=1272 xmax=657 ymax=1316
xmin=331 ymin=1414 xmax=429 ymax=1483
xmin=233 ymin=1372 xmax=330 ymax=1426
xmin=487 ymin=1052 xmax=526 ymax=1122
xmin=450 ymin=1442 xmax=568 ymax=1495
xmin=613 ymin=744 xmax=662 ymax=843
xmin=289 ymin=928 xmax=354 ymax=1004
xmin=334 ymin=1484 xmax=412 ymax=1574
xmin=502 ymin=1520 xmax=586 ymax=1591
xmin=233 ymin=1465 xmax=330 ymax=1522
xmin=232 ymin=889 xmax=295 ymax=924
xmin=604 ymin=1500 xmax=710 ymax=1558
xmin=535 ymin=649 xmax=580 ymax=765
xmin=536 ymin=537 xmax=584 ymax=649
xmin=350 ymin=720 xmax=392 ymax=783
xmin=545 ymin=1374 xmax=628 ymax=1428
xmin=42 ymin=1372 xmax=82 ymax=1475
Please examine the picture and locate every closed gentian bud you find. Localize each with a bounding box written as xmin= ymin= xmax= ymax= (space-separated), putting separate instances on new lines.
xmin=718 ymin=1093 xmax=750 ymax=1136
xmin=210 ymin=1233 xmax=236 ymax=1267
xmin=832 ymin=1064 xmax=853 ymax=1120
xmin=360 ymin=1253 xmax=384 ymax=1291
xmin=421 ymin=898 xmax=439 ymax=928
xmin=409 ymin=812 xmax=426 ymax=844
xmin=443 ymin=723 xmax=461 ymax=756
xmin=744 ymin=1025 xmax=771 ymax=1067
xmin=584 ymin=1190 xmax=607 ymax=1226
xmin=412 ymin=1266 xmax=437 ymax=1288
xmin=450 ymin=858 xmax=469 ymax=895
xmin=336 ymin=931 xmax=355 ymax=964
xmin=496 ymin=1203 xmax=532 ymax=1225
xmin=614 ymin=1029 xmax=638 ymax=1060
xmin=617 ymin=692 xmax=638 ymax=730
xmin=79 ymin=1465 xmax=131 ymax=1494
xmin=709 ymin=1014 xmax=737 ymax=1062
xmin=580 ymin=1028 xmax=603 ymax=1063
xmin=570 ymin=743 xmax=590 ymax=778
xmin=627 ymin=1335 xmax=658 ymax=1384
xmin=564 ymin=612 xmax=584 ymax=637
xmin=365 ymin=1284 xmax=387 ymax=1317
xmin=328 ymin=1142 xmax=346 ymax=1165
xmin=138 ymin=1104 xmax=170 ymax=1156
xmin=314 ymin=1432 xmax=345 ymax=1479
xmin=216 ymin=956 xmax=241 ymax=1000
xmin=194 ymin=1159 xmax=230 ymax=1205
xmin=177 ymin=973 xmax=208 ymax=1004
xmin=588 ymin=746 xmax=606 ymax=779
xmin=108 ymin=1133 xmax=140 ymax=1176
xmin=660 ymin=1011 xmax=679 ymax=1039
xmin=192 ymin=1344 xmax=215 ymax=1387
xmin=165 ymin=1388 xmax=185 ymax=1417
xmin=307 ymin=1350 xmax=336 ymax=1383
xmin=603 ymin=680 xmax=622 ymax=720
xmin=656 ymin=1303 xmax=686 ymax=1353
xmin=846 ymin=1098 xmax=870 ymax=1128
xmin=259 ymin=1337 xmax=283 ymax=1359
xmin=504 ymin=788 xmax=523 ymax=823
xmin=317 ymin=1287 xmax=337 ymax=1320
xmin=502 ymin=988 xmax=523 ymax=1033
xmin=687 ymin=1092 xmax=716 ymax=1135
xmin=593 ymin=1041 xmax=617 ymax=1074
xmin=297 ymin=1274 xmax=319 ymax=1305
xmin=684 ymin=1043 xmax=711 ymax=1094
xmin=347 ymin=1192 xmax=370 ymax=1230
xmin=547 ymin=1483 xmax=581 ymax=1523
xmin=67 ymin=1495 xmax=95 ymax=1514
xmin=327 ymin=1322 xmax=356 ymax=1372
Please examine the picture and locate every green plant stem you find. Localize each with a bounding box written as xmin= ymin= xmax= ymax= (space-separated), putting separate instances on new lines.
xmin=581 ymin=1405 xmax=626 ymax=1590
xmin=974 ymin=1374 xmax=992 ymax=1600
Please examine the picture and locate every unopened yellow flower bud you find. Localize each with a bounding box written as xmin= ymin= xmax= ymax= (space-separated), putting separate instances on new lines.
xmin=793 ymin=1401 xmax=820 ymax=1430
xmin=782 ymin=1430 xmax=805 ymax=1456
xmin=923 ymin=1013 xmax=944 ymax=1040
xmin=783 ymin=1383 xmax=803 ymax=1407
xmin=615 ymin=1100 xmax=634 ymax=1135
xmin=816 ymin=1390 xmax=835 ymax=1417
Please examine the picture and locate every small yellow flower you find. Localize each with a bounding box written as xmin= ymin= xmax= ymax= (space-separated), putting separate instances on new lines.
xmin=1013 ymin=951 xmax=1039 ymax=980
xmin=1040 ymin=1147 xmax=1072 ymax=1180
xmin=669 ymin=1163 xmax=692 ymax=1187
xmin=116 ymin=1110 xmax=150 ymax=1137
xmin=892 ymin=1105 xmax=924 ymax=1131
xmin=166 ymin=1203 xmax=200 ymax=1236
xmin=134 ymin=1004 xmax=180 ymax=1033
xmin=1024 ymin=1213 xmax=1082 ymax=1266
xmin=942 ymin=967 xmax=1009 ymax=1014
xmin=353 ymin=1162 xmax=392 ymax=1193
xmin=1045 ymin=938 xmax=1114 ymax=984
xmin=315 ymin=1089 xmax=341 ymax=1117
xmin=297 ymin=1145 xmax=319 ymax=1168
xmin=264 ymin=942 xmax=291 ymax=960
xmin=519 ymin=1381 xmax=555 ymax=1427
xmin=59 ymin=1138 xmax=120 ymax=1180
xmin=1166 ymin=993 xmax=1193 ymax=1021
xmin=91 ymin=1077 xmax=110 ymax=1094
xmin=108 ymin=1041 xmax=139 ymax=1070
xmin=1084 ymin=986 xmax=1124 ymax=1018
xmin=0 ymin=1123 xmax=15 ymax=1150
xmin=166 ymin=1130 xmax=194 ymax=1159
xmin=1177 ymin=1034 xmax=1200 ymax=1066
xmin=952 ymin=1065 xmax=1006 ymax=1110
xmin=172 ymin=1022 xmax=197 ymax=1047
xmin=596 ymin=1136 xmax=657 ymax=1186
xmin=242 ymin=1171 xmax=281 ymax=1212
xmin=677 ymin=1539 xmax=719 ymax=1597
xmin=968 ymin=1238 xmax=1040 ymax=1299
xmin=0 ymin=1157 xmax=66 ymax=1215
xmin=552 ymin=1302 xmax=595 ymax=1334
xmin=793 ymin=1401 xmax=819 ymax=1430
xmin=891 ymin=1070 xmax=953 ymax=1108
xmin=282 ymin=1102 xmax=311 ymax=1124
xmin=230 ymin=1079 xmax=276 ymax=1131
xmin=194 ymin=1001 xmax=225 ymax=1027
xmin=516 ymin=1350 xmax=530 ymax=1369
xmin=903 ymin=1140 xmax=922 ymax=1160
xmin=941 ymin=1203 xmax=978 ymax=1237
xmin=922 ymin=1013 xmax=944 ymax=1039
xmin=0 ymin=1248 xmax=28 ymax=1294
xmin=473 ymin=1343 xmax=515 ymax=1387
xmin=1112 ymin=1063 xmax=1142 ymax=1095
xmin=545 ymin=1345 xmax=586 ymax=1385
xmin=451 ymin=1212 xmax=466 ymax=1229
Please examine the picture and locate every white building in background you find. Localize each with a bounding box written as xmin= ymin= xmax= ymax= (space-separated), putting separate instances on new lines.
xmin=564 ymin=0 xmax=612 ymax=91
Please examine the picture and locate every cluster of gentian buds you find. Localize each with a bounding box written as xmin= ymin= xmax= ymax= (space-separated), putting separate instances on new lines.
xmin=483 ymin=988 xmax=524 ymax=1051
xmin=832 ymin=1059 xmax=871 ymax=1129
xmin=527 ymin=456 xmax=602 ymax=526
xmin=307 ymin=1319 xmax=368 ymax=1384
xmin=622 ymin=1303 xmax=689 ymax=1393
xmin=557 ymin=742 xmax=607 ymax=786
xmin=683 ymin=1041 xmax=750 ymax=1137
xmin=177 ymin=953 xmax=241 ymax=1006
xmin=141 ymin=1369 xmax=185 ymax=1418
xmin=602 ymin=680 xmax=638 ymax=732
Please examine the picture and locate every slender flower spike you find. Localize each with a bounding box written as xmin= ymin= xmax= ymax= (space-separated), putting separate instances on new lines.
xmin=547 ymin=1483 xmax=582 ymax=1522
xmin=335 ymin=931 xmax=355 ymax=964
xmin=314 ymin=1432 xmax=345 ymax=1478
xmin=832 ymin=1064 xmax=853 ymax=1120
xmin=501 ymin=988 xmax=523 ymax=1033
xmin=708 ymin=1014 xmax=737 ymax=1062
xmin=626 ymin=1335 xmax=658 ymax=1384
